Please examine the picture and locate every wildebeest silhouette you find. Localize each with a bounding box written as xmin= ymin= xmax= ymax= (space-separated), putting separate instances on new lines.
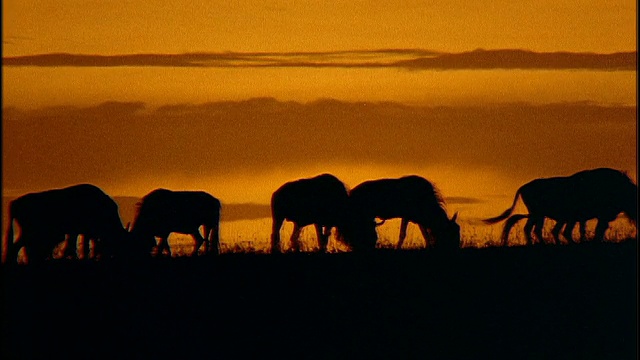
xmin=3 ymin=184 xmax=127 ymax=264
xmin=270 ymin=174 xmax=349 ymax=253
xmin=484 ymin=168 xmax=637 ymax=246
xmin=128 ymin=189 xmax=221 ymax=256
xmin=346 ymin=176 xmax=460 ymax=252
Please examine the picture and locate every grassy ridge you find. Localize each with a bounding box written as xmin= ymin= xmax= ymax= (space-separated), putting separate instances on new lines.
xmin=2 ymin=240 xmax=636 ymax=359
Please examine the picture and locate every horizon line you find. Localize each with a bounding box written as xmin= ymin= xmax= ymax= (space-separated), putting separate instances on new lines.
xmin=3 ymin=97 xmax=637 ymax=113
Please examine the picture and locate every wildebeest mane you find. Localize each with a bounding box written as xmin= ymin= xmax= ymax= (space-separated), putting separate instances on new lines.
xmin=431 ymin=182 xmax=446 ymax=210
xmin=418 ymin=177 xmax=448 ymax=215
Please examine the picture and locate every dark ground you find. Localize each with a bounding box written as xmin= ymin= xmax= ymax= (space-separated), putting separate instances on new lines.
xmin=2 ymin=241 xmax=637 ymax=359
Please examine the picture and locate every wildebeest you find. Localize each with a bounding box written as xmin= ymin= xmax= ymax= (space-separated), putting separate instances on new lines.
xmin=3 ymin=184 xmax=128 ymax=264
xmin=484 ymin=168 xmax=637 ymax=246
xmin=346 ymin=176 xmax=460 ymax=252
xmin=270 ymin=174 xmax=349 ymax=253
xmin=128 ymin=189 xmax=221 ymax=256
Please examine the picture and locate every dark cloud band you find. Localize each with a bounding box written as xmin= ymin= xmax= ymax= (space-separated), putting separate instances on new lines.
xmin=3 ymin=98 xmax=636 ymax=195
xmin=3 ymin=49 xmax=636 ymax=71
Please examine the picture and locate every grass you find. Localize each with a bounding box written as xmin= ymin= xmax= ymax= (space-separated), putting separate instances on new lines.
xmin=6 ymin=216 xmax=636 ymax=262
xmin=172 ymin=216 xmax=637 ymax=255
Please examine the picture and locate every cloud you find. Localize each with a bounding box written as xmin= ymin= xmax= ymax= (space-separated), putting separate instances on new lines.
xmin=18 ymin=101 xmax=147 ymax=119
xmin=3 ymin=49 xmax=635 ymax=71
xmin=445 ymin=197 xmax=484 ymax=205
xmin=222 ymin=203 xmax=271 ymax=222
xmin=395 ymin=49 xmax=636 ymax=71
xmin=2 ymin=35 xmax=35 ymax=45
xmin=3 ymin=98 xmax=636 ymax=197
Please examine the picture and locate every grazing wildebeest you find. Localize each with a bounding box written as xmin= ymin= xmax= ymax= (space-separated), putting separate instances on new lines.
xmin=128 ymin=189 xmax=221 ymax=256
xmin=270 ymin=174 xmax=349 ymax=253
xmin=3 ymin=184 xmax=128 ymax=264
xmin=346 ymin=176 xmax=460 ymax=252
xmin=484 ymin=168 xmax=637 ymax=246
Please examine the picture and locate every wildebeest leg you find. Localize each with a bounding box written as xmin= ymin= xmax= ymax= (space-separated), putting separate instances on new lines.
xmin=63 ymin=233 xmax=79 ymax=259
xmin=210 ymin=224 xmax=220 ymax=256
xmin=323 ymin=227 xmax=332 ymax=250
xmin=26 ymin=245 xmax=47 ymax=265
xmin=81 ymin=235 xmax=93 ymax=260
xmin=551 ymin=222 xmax=564 ymax=245
xmin=157 ymin=236 xmax=171 ymax=257
xmin=533 ymin=217 xmax=545 ymax=245
xmin=201 ymin=225 xmax=210 ymax=254
xmin=13 ymin=231 xmax=54 ymax=264
xmin=8 ymin=243 xmax=23 ymax=264
xmin=315 ymin=224 xmax=329 ymax=252
xmin=418 ymin=224 xmax=431 ymax=249
xmin=398 ymin=219 xmax=409 ymax=249
xmin=93 ymin=237 xmax=105 ymax=259
xmin=290 ymin=223 xmax=301 ymax=252
xmin=562 ymin=221 xmax=578 ymax=244
xmin=25 ymin=233 xmax=50 ymax=264
xmin=49 ymin=233 xmax=67 ymax=259
xmin=577 ymin=222 xmax=587 ymax=242
xmin=191 ymin=231 xmax=205 ymax=256
xmin=523 ymin=218 xmax=536 ymax=246
xmin=155 ymin=237 xmax=163 ymax=256
xmin=271 ymin=217 xmax=284 ymax=254
xmin=593 ymin=218 xmax=611 ymax=242
xmin=83 ymin=236 xmax=89 ymax=259
xmin=7 ymin=232 xmax=24 ymax=264
xmin=314 ymin=224 xmax=323 ymax=250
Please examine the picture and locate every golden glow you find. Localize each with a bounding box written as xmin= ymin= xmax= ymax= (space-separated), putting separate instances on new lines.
xmin=2 ymin=67 xmax=637 ymax=109
xmin=2 ymin=0 xmax=637 ymax=247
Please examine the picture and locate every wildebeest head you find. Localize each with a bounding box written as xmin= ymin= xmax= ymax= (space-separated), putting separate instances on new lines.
xmin=123 ymin=222 xmax=156 ymax=259
xmin=431 ymin=212 xmax=461 ymax=250
xmin=340 ymin=214 xmax=379 ymax=252
xmin=92 ymin=227 xmax=130 ymax=260
xmin=123 ymin=199 xmax=162 ymax=258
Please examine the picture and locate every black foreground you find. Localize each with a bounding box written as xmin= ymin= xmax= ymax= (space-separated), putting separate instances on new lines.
xmin=2 ymin=241 xmax=636 ymax=359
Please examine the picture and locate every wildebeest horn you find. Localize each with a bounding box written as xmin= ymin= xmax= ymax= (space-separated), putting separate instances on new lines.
xmin=451 ymin=212 xmax=459 ymax=222
xmin=375 ymin=219 xmax=386 ymax=226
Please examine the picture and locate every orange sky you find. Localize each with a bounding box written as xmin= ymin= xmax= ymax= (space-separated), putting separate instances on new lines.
xmin=3 ymin=1 xmax=636 ymax=55
xmin=3 ymin=100 xmax=636 ymax=216
xmin=2 ymin=0 xmax=637 ymax=225
xmin=2 ymin=0 xmax=637 ymax=108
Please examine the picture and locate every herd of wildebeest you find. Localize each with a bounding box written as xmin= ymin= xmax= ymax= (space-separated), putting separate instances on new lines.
xmin=2 ymin=167 xmax=637 ymax=264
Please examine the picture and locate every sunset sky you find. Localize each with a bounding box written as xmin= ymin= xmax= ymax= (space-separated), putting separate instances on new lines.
xmin=2 ymin=1 xmax=637 ymax=236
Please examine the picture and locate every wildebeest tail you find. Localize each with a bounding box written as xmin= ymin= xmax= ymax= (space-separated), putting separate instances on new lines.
xmin=483 ymin=189 xmax=522 ymax=224
xmin=501 ymin=214 xmax=529 ymax=246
